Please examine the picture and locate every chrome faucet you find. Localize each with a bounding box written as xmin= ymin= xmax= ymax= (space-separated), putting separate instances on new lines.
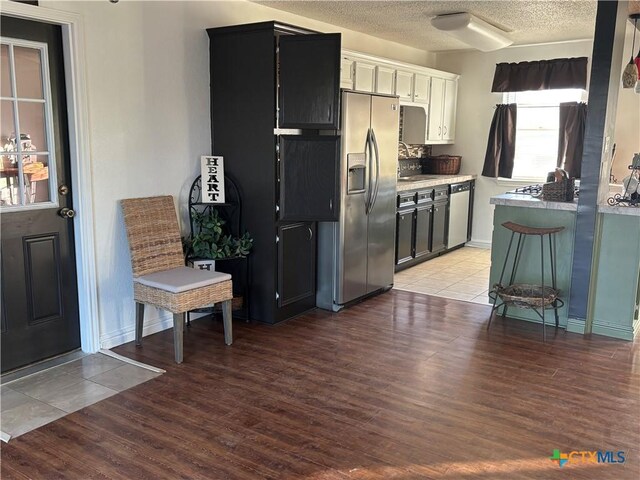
xmin=399 ymin=141 xmax=411 ymax=159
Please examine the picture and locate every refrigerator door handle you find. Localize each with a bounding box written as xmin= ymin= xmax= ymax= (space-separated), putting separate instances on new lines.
xmin=365 ymin=128 xmax=374 ymax=214
xmin=370 ymin=128 xmax=381 ymax=212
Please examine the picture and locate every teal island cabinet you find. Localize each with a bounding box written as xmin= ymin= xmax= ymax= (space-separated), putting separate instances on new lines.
xmin=488 ymin=194 xmax=640 ymax=340
xmin=590 ymin=206 xmax=640 ymax=340
xmin=489 ymin=194 xmax=577 ymax=329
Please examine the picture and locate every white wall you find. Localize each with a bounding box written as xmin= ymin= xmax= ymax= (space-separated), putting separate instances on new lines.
xmin=433 ymin=41 xmax=594 ymax=246
xmin=35 ymin=0 xmax=433 ymax=348
xmin=612 ymin=22 xmax=640 ymax=183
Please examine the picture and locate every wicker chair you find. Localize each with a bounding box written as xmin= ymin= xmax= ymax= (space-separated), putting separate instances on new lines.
xmin=121 ymin=196 xmax=233 ymax=363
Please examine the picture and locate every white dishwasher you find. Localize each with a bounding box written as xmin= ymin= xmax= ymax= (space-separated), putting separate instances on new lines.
xmin=446 ymin=182 xmax=471 ymax=249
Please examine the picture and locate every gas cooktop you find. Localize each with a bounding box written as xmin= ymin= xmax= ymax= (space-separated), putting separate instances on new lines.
xmin=508 ymin=183 xmax=580 ymax=197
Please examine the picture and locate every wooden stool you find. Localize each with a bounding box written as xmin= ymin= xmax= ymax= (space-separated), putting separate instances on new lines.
xmin=488 ymin=222 xmax=565 ymax=342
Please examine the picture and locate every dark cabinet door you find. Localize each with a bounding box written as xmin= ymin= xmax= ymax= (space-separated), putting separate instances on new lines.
xmin=396 ymin=210 xmax=415 ymax=264
xmin=279 ymin=33 xmax=341 ymax=129
xmin=279 ymin=135 xmax=339 ymax=222
xmin=431 ymin=202 xmax=447 ymax=253
xmin=415 ymin=205 xmax=432 ymax=258
xmin=277 ymin=222 xmax=316 ymax=307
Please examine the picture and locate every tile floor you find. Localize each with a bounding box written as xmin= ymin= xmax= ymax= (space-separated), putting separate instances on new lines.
xmin=1 ymin=353 xmax=161 ymax=440
xmin=393 ymin=246 xmax=492 ymax=304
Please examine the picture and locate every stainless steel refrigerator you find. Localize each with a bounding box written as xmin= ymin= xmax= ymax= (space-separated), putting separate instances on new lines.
xmin=317 ymin=91 xmax=399 ymax=311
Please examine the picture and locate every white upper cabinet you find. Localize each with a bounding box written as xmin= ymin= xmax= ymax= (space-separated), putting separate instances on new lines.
xmin=395 ymin=70 xmax=413 ymax=101
xmin=375 ymin=65 xmax=395 ymax=95
xmin=428 ymin=77 xmax=445 ymax=142
xmin=413 ymin=74 xmax=430 ymax=104
xmin=354 ymin=62 xmax=376 ymax=93
xmin=428 ymin=77 xmax=458 ymax=143
xmin=340 ymin=49 xmax=459 ymax=144
xmin=442 ymin=79 xmax=457 ymax=141
xmin=340 ymin=57 xmax=354 ymax=89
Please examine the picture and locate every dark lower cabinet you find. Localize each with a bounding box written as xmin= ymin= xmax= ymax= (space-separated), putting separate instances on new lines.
xmin=431 ymin=202 xmax=447 ymax=253
xmin=277 ymin=222 xmax=316 ymax=309
xmin=414 ymin=205 xmax=432 ymax=258
xmin=396 ymin=210 xmax=414 ymax=264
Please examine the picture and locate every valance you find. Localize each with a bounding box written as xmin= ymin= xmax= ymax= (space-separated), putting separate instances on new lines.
xmin=491 ymin=57 xmax=588 ymax=92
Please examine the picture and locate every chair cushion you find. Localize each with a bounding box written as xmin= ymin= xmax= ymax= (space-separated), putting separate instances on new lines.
xmin=134 ymin=267 xmax=231 ymax=294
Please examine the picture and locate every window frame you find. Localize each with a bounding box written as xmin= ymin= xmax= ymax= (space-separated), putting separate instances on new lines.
xmin=499 ymin=89 xmax=587 ymax=183
xmin=1 ymin=37 xmax=58 ymax=212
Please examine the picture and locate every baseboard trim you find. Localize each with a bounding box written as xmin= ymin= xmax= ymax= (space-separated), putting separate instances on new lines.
xmin=566 ymin=317 xmax=585 ymax=335
xmin=591 ymin=321 xmax=636 ymax=341
xmin=99 ymin=312 xmax=173 ymax=350
xmin=466 ymin=240 xmax=491 ymax=249
xmin=98 ymin=349 xmax=165 ymax=373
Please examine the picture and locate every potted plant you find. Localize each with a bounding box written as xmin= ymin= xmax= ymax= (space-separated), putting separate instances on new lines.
xmin=185 ymin=209 xmax=253 ymax=267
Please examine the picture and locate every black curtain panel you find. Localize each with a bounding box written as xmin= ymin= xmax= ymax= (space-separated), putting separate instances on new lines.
xmin=491 ymin=57 xmax=588 ymax=92
xmin=557 ymin=102 xmax=587 ymax=178
xmin=482 ymin=104 xmax=517 ymax=179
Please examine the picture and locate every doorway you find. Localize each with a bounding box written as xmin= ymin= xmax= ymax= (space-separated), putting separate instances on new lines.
xmin=1 ymin=16 xmax=80 ymax=373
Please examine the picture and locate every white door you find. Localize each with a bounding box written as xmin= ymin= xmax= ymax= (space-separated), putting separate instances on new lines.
xmin=442 ymin=79 xmax=457 ymax=141
xmin=354 ymin=62 xmax=375 ymax=92
xmin=413 ymin=74 xmax=430 ymax=104
xmin=375 ymin=65 xmax=395 ymax=95
xmin=395 ymin=70 xmax=413 ymax=101
xmin=340 ymin=57 xmax=354 ymax=90
xmin=428 ymin=77 xmax=445 ymax=141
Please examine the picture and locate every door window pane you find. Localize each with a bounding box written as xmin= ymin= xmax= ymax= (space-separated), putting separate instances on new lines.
xmin=1 ymin=100 xmax=16 ymax=149
xmin=23 ymin=154 xmax=49 ymax=204
xmin=14 ymin=46 xmax=43 ymax=100
xmin=1 ymin=44 xmax=11 ymax=98
xmin=1 ymin=40 xmax=55 ymax=209
xmin=17 ymin=101 xmax=47 ymax=152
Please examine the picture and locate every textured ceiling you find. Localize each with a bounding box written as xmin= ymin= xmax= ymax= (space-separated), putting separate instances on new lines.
xmin=254 ymin=1 xmax=598 ymax=52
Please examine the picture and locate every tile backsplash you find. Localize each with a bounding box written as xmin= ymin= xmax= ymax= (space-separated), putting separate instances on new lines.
xmin=398 ymin=144 xmax=432 ymax=159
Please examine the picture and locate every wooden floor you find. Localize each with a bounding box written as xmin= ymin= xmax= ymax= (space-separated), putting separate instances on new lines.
xmin=2 ymin=290 xmax=639 ymax=479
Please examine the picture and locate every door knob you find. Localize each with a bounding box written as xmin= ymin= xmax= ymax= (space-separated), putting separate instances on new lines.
xmin=58 ymin=184 xmax=69 ymax=195
xmin=58 ymin=207 xmax=76 ymax=219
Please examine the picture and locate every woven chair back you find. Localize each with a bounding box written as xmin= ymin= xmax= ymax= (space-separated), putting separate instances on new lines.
xmin=121 ymin=196 xmax=185 ymax=277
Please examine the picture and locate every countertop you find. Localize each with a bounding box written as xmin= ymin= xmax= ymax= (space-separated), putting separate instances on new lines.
xmin=598 ymin=205 xmax=640 ymax=216
xmin=491 ymin=193 xmax=640 ymax=216
xmin=490 ymin=193 xmax=578 ymax=211
xmin=396 ymin=174 xmax=476 ymax=192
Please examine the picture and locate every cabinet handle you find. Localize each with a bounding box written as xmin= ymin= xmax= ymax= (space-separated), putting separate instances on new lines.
xmin=443 ymin=126 xmax=447 ymax=136
xmin=308 ymin=227 xmax=313 ymax=240
xmin=438 ymin=126 xmax=441 ymax=136
xmin=329 ymin=198 xmax=333 ymax=211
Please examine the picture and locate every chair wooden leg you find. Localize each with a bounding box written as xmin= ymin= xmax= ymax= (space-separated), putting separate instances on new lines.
xmin=173 ymin=313 xmax=184 ymax=363
xmin=222 ymin=299 xmax=233 ymax=346
xmin=135 ymin=302 xmax=145 ymax=346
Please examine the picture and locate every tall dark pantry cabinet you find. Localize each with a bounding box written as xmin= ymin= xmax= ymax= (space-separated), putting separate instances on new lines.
xmin=207 ymin=22 xmax=341 ymax=324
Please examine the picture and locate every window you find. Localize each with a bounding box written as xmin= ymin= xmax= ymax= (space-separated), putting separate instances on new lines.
xmin=1 ymin=38 xmax=57 ymax=210
xmin=504 ymin=89 xmax=586 ymax=180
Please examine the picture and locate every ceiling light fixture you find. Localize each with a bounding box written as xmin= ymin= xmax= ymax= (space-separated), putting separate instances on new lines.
xmin=622 ymin=14 xmax=639 ymax=88
xmin=431 ymin=12 xmax=513 ymax=52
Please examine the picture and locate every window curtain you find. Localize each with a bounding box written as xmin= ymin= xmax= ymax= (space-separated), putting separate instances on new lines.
xmin=491 ymin=57 xmax=588 ymax=92
xmin=482 ymin=104 xmax=517 ymax=178
xmin=557 ymin=102 xmax=587 ymax=178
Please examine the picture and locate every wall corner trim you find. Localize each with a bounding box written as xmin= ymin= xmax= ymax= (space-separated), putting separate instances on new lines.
xmin=566 ymin=317 xmax=586 ymax=335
